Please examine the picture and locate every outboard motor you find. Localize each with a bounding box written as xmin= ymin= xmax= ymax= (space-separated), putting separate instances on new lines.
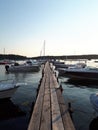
xmin=5 ymin=65 xmax=9 ymax=72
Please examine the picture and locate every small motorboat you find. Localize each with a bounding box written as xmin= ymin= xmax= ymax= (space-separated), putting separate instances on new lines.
xmin=5 ymin=60 xmax=40 ymax=73
xmin=0 ymin=82 xmax=19 ymax=99
xmin=58 ymin=66 xmax=98 ymax=80
xmin=90 ymin=93 xmax=98 ymax=112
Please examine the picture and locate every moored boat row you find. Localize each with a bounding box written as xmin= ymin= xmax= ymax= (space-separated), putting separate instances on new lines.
xmin=52 ymin=60 xmax=98 ymax=81
xmin=57 ymin=67 xmax=98 ymax=80
xmin=52 ymin=60 xmax=98 ymax=115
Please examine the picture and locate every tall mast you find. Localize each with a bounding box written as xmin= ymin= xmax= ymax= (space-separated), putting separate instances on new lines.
xmin=40 ymin=50 xmax=42 ymax=56
xmin=44 ymin=40 xmax=45 ymax=56
xmin=4 ymin=48 xmax=5 ymax=55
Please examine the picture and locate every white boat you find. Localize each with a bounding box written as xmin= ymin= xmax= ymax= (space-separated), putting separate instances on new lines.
xmin=58 ymin=66 xmax=98 ymax=80
xmin=5 ymin=60 xmax=40 ymax=73
xmin=0 ymin=83 xmax=19 ymax=99
xmin=57 ymin=63 xmax=86 ymax=76
xmin=90 ymin=93 xmax=98 ymax=112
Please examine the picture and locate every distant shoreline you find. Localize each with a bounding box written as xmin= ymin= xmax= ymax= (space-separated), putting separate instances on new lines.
xmin=1 ymin=54 xmax=98 ymax=60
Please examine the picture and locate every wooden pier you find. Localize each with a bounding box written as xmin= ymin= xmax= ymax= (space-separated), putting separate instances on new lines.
xmin=28 ymin=62 xmax=75 ymax=130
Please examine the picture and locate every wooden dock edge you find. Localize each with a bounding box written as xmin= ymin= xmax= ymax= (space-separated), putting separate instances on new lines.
xmin=28 ymin=62 xmax=76 ymax=130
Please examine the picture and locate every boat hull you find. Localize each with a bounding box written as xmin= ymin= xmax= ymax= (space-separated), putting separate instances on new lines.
xmin=65 ymin=71 xmax=98 ymax=80
xmin=0 ymin=86 xmax=19 ymax=99
xmin=6 ymin=65 xmax=40 ymax=72
xmin=58 ymin=68 xmax=98 ymax=80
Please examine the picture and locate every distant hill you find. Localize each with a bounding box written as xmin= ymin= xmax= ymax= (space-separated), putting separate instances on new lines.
xmin=1 ymin=54 xmax=98 ymax=60
xmin=33 ymin=54 xmax=98 ymax=60
xmin=0 ymin=54 xmax=27 ymax=60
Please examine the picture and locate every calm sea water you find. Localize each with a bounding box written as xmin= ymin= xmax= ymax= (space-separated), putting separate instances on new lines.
xmin=0 ymin=60 xmax=98 ymax=130
xmin=59 ymin=77 xmax=98 ymax=130
xmin=0 ymin=64 xmax=42 ymax=130
xmin=58 ymin=60 xmax=98 ymax=130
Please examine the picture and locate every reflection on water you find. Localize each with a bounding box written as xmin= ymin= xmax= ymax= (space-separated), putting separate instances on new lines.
xmin=0 ymin=99 xmax=29 ymax=130
xmin=89 ymin=117 xmax=98 ymax=130
xmin=59 ymin=77 xmax=98 ymax=130
xmin=66 ymin=78 xmax=98 ymax=88
xmin=0 ymin=65 xmax=42 ymax=130
xmin=0 ymin=99 xmax=25 ymax=120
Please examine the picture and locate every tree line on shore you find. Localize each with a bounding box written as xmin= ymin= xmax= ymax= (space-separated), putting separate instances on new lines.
xmin=0 ymin=54 xmax=98 ymax=60
xmin=0 ymin=54 xmax=27 ymax=60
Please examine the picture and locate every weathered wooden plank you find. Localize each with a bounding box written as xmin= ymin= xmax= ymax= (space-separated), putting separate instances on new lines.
xmin=28 ymin=76 xmax=46 ymax=130
xmin=50 ymin=88 xmax=64 ymax=130
xmin=50 ymin=72 xmax=64 ymax=130
xmin=52 ymin=73 xmax=59 ymax=88
xmin=56 ymin=89 xmax=75 ymax=130
xmin=40 ymin=74 xmax=51 ymax=130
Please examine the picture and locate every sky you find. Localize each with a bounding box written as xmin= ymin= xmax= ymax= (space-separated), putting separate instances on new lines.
xmin=0 ymin=0 xmax=98 ymax=57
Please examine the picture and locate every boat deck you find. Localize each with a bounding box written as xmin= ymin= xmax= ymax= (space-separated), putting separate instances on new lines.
xmin=28 ymin=61 xmax=75 ymax=130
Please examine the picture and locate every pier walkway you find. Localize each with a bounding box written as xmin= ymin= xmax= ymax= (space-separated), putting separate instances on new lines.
xmin=28 ymin=62 xmax=75 ymax=130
